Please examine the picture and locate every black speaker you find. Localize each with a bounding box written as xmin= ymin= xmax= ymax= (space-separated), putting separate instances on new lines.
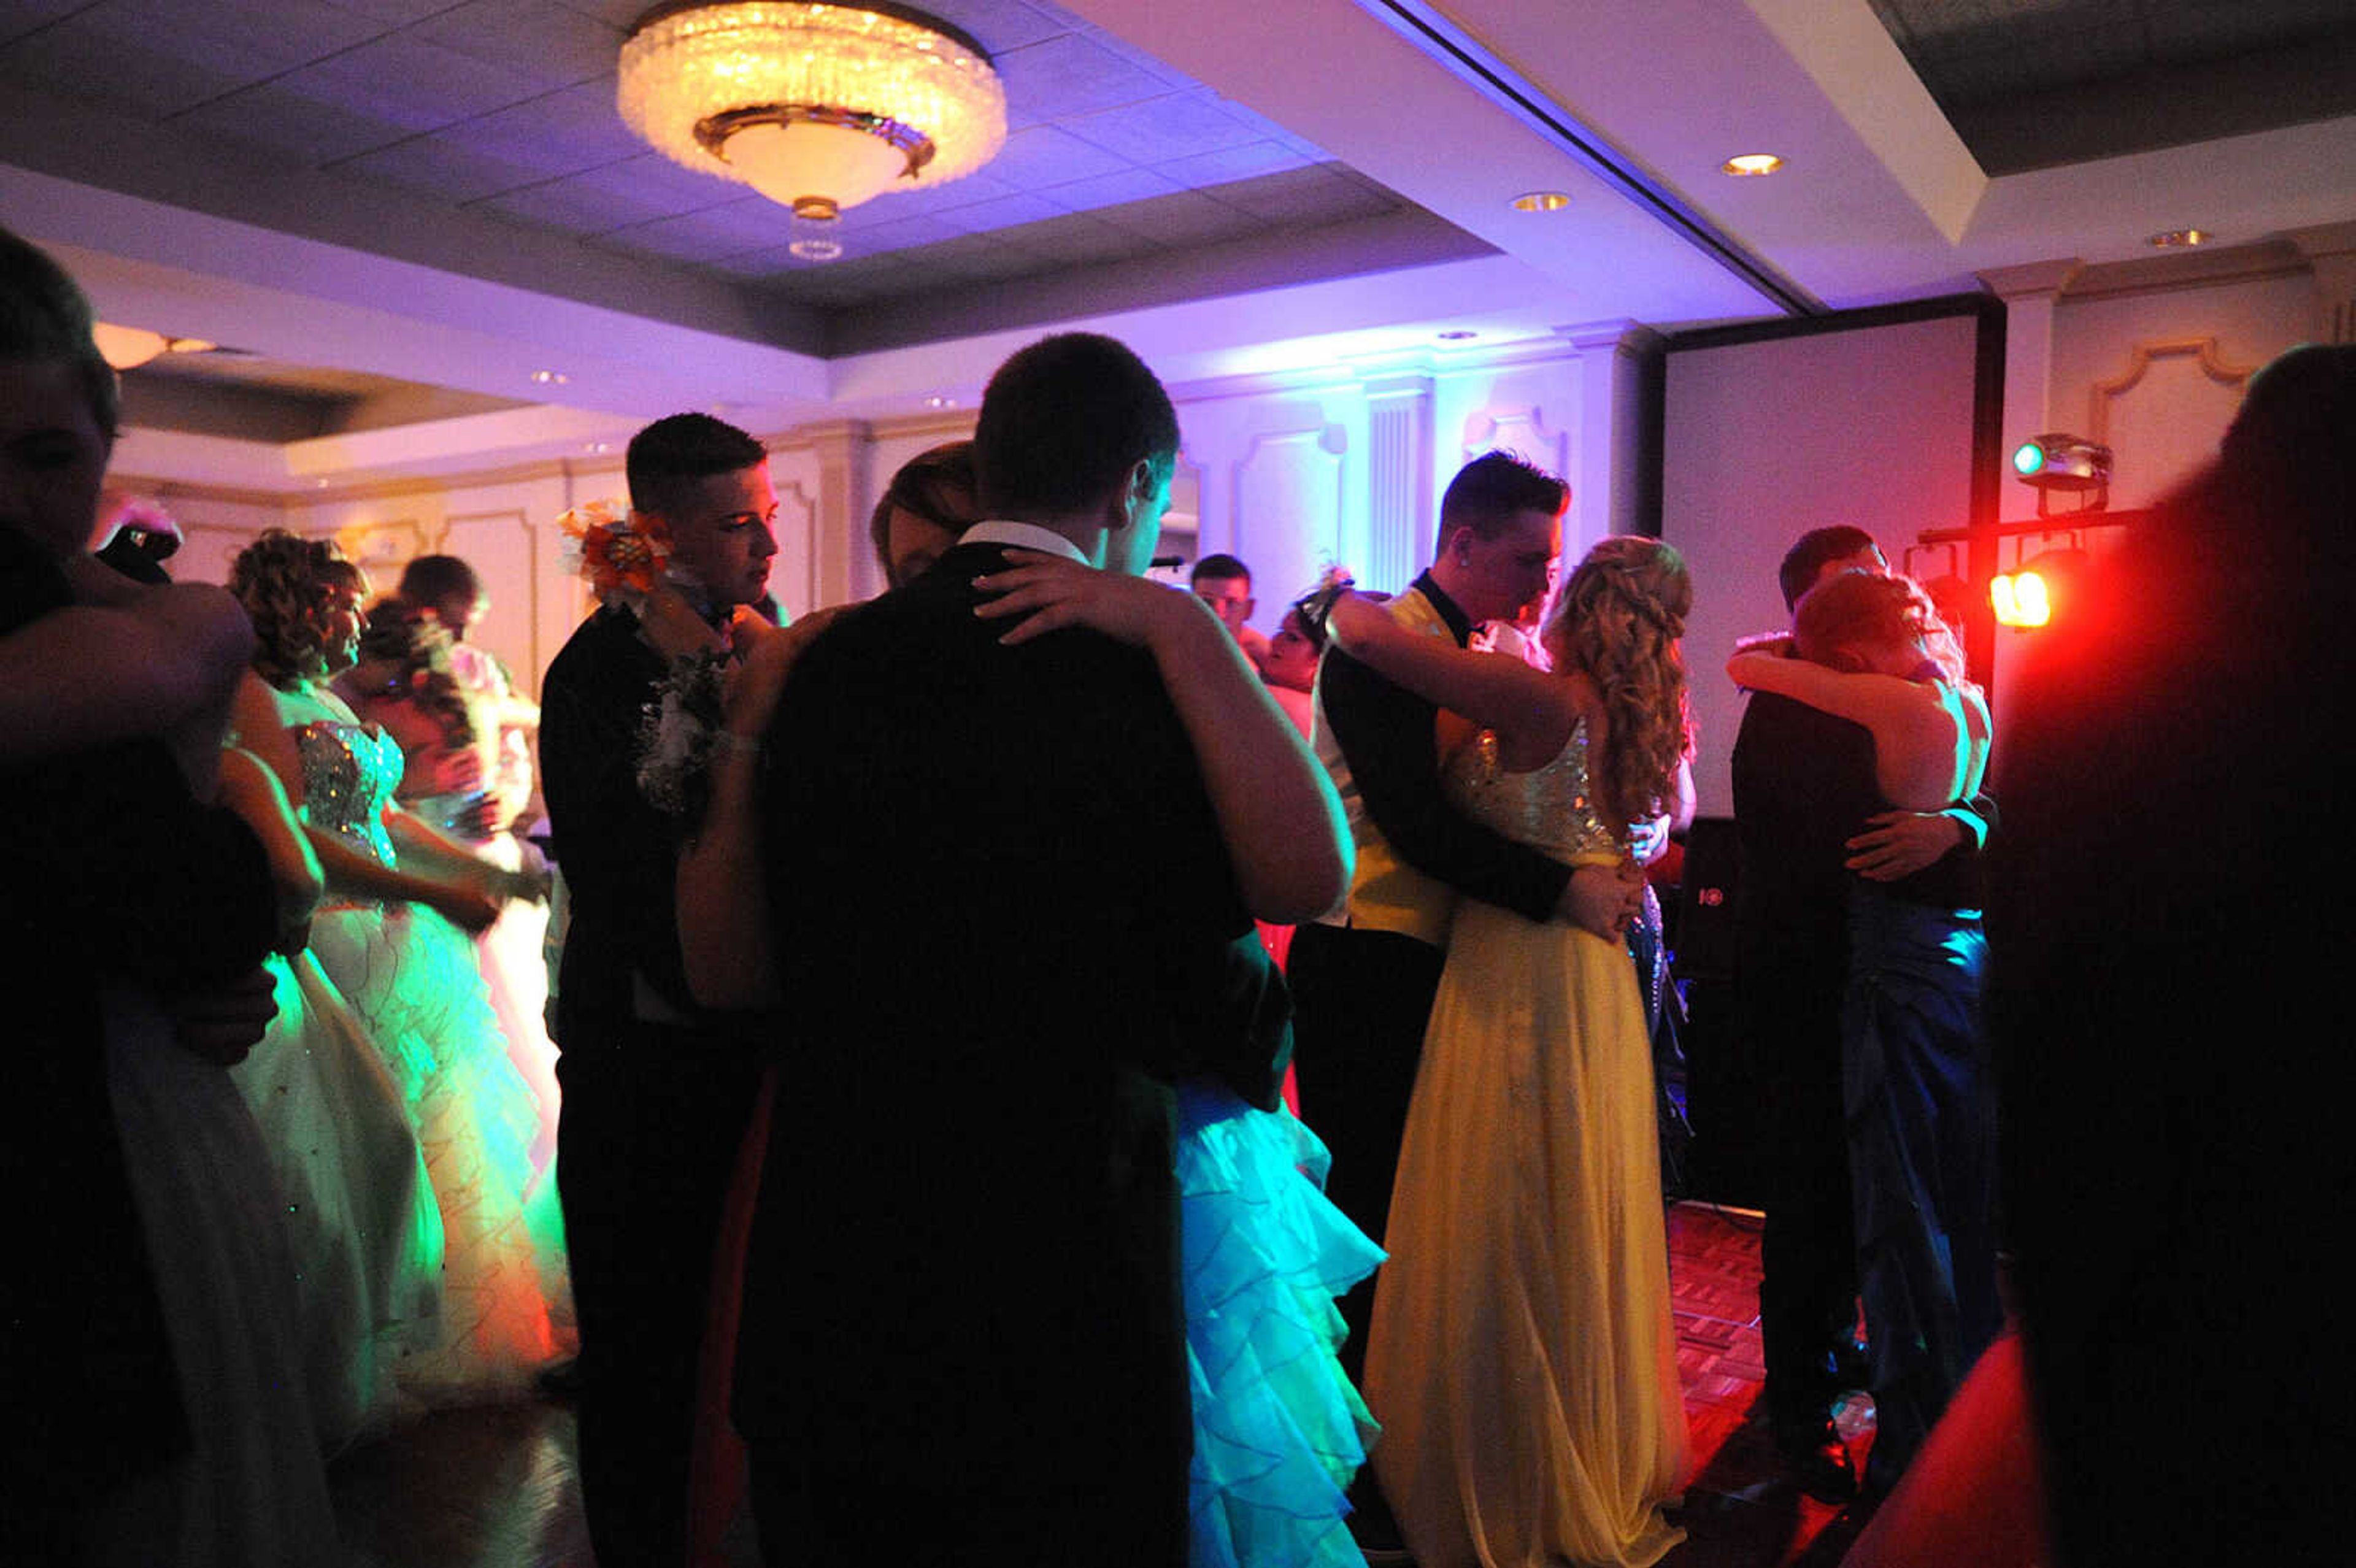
xmin=1669 ymin=818 xmax=1769 ymax=1207
xmin=1674 ymin=817 xmax=1741 ymax=982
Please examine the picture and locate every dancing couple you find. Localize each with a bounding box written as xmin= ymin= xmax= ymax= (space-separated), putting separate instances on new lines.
xmin=1296 ymin=456 xmax=1698 ymax=1567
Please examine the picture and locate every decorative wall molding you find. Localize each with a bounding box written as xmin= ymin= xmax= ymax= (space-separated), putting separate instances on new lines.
xmin=1463 ymin=404 xmax=1568 ymax=479
xmin=333 ymin=515 xmax=433 ymax=569
xmin=1233 ymin=423 xmax=1347 ymax=608
xmin=2087 ymin=336 xmax=2259 ymax=445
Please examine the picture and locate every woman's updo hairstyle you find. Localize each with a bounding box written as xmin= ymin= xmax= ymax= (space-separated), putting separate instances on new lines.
xmin=351 ymin=596 xmax=479 ymax=753
xmin=1793 ymin=569 xmax=1964 ymax=684
xmin=229 ymin=529 xmax=357 ymax=685
xmin=1542 ymin=536 xmax=1696 ymax=829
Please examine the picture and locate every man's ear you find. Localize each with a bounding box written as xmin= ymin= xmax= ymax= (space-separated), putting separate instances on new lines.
xmin=1112 ymin=458 xmax=1155 ymax=529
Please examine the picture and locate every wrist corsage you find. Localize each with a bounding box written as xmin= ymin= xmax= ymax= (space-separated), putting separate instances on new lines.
xmin=635 ymin=650 xmax=731 ymax=823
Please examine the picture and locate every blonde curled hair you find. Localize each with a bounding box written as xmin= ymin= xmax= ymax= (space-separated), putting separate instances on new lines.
xmin=229 ymin=529 xmax=364 ymax=686
xmin=1541 ymin=536 xmax=1696 ymax=829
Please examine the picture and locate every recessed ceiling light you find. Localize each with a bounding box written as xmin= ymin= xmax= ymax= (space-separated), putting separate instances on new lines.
xmin=1721 ymin=153 xmax=1784 ymax=177
xmin=923 ymin=395 xmax=957 ymax=409
xmin=583 ymin=441 xmax=611 ymax=454
xmin=1511 ymin=191 xmax=1572 ymax=213
xmin=1437 ymin=329 xmax=1478 ymax=342
xmin=529 ymin=369 xmax=568 ymax=385
xmin=2148 ymin=227 xmax=2211 ymax=247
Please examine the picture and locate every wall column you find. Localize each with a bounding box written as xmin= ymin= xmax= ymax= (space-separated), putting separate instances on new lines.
xmin=1361 ymin=373 xmax=1432 ymax=590
xmin=798 ymin=420 xmax=871 ymax=610
xmin=2288 ymin=221 xmax=2356 ymax=345
xmin=1976 ymin=259 xmax=2084 ymax=524
xmin=1561 ymin=320 xmax=1661 ymax=548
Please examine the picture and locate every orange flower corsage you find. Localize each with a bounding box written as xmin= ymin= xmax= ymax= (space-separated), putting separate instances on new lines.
xmin=558 ymin=499 xmax=672 ymax=605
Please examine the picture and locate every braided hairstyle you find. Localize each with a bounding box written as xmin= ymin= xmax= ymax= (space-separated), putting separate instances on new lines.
xmin=1542 ymin=536 xmax=1696 ymax=830
xmin=229 ymin=529 xmax=361 ymax=686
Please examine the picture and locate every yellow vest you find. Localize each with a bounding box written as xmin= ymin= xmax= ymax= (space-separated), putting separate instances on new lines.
xmin=1310 ymin=585 xmax=1461 ymax=948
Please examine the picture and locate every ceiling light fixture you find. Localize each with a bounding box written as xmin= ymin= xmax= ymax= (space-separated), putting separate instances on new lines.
xmin=1511 ymin=191 xmax=1571 ymax=212
xmin=2148 ymin=227 xmax=2210 ymax=248
xmin=1720 ymin=153 xmax=1783 ymax=177
xmin=91 ymin=323 xmax=216 ymax=371
xmin=618 ymin=0 xmax=1006 ymax=263
xmin=531 ymin=369 xmax=569 ymax=385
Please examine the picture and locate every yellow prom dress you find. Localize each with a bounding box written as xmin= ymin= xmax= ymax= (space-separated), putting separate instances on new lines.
xmin=1366 ymin=724 xmax=1688 ymax=1568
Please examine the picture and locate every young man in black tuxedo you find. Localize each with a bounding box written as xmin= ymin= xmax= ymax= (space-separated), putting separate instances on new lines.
xmin=733 ymin=332 xmax=1342 ymax=1567
xmin=1731 ymin=525 xmax=1991 ymax=1497
xmin=537 ymin=412 xmax=779 ymax=1567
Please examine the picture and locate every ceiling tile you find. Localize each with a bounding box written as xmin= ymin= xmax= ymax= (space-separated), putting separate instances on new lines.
xmin=1066 ymin=17 xmax=1198 ymax=88
xmin=179 ymin=33 xmax=543 ymax=164
xmin=936 ymin=191 xmax=1073 ymax=234
xmin=2 ymin=0 xmax=392 ymax=119
xmin=320 ymin=0 xmax=462 ymax=20
xmin=837 ymin=212 xmax=971 ymax=253
xmin=594 ymin=198 xmax=788 ymax=262
xmin=340 ymin=135 xmax=580 ymax=204
xmin=928 ymin=0 xmax=1068 ymax=55
xmin=1005 ymin=210 xmax=1161 ymax=266
xmin=1211 ymin=164 xmax=1395 ymax=226
xmin=412 ymin=0 xmax=621 ymax=91
xmin=831 ymin=169 xmax=1020 ymax=228
xmin=0 ymin=1 xmax=92 ymax=46
xmin=1059 ymin=90 xmax=1262 ymax=165
xmin=1152 ymin=140 xmax=1312 ymax=188
xmin=351 ymin=76 xmax=641 ymax=194
xmin=474 ymin=154 xmax=739 ymax=232
xmin=1094 ymin=189 xmax=1262 ymax=247
xmin=550 ymin=0 xmax=649 ymax=27
xmin=1035 ymin=166 xmax=1186 ymax=212
xmin=991 ymin=31 xmax=1169 ymax=128
xmin=983 ymin=124 xmax=1133 ymax=191
xmin=906 ymin=230 xmax=1044 ymax=281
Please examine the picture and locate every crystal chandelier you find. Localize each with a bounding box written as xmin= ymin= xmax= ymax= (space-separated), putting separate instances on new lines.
xmin=618 ymin=1 xmax=1007 ymax=257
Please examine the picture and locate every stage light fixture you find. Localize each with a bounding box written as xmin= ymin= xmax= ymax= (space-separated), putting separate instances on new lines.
xmin=1992 ymin=541 xmax=2089 ymax=630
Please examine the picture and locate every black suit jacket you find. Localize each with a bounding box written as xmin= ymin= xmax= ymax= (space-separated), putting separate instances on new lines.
xmin=733 ymin=542 xmax=1282 ymax=1537
xmin=539 ymin=602 xmax=712 ymax=1046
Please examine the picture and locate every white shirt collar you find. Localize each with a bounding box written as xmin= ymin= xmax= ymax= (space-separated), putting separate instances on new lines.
xmin=960 ymin=520 xmax=1092 ymax=566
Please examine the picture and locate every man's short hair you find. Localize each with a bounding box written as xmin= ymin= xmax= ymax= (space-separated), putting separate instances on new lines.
xmin=973 ymin=333 xmax=1179 ymax=518
xmin=397 ymin=553 xmax=482 ymax=614
xmin=1435 ymin=451 xmax=1568 ymax=555
xmin=1778 ymin=525 xmax=1881 ymax=612
xmin=1190 ymin=553 xmax=1250 ymax=589
xmin=0 ymin=224 xmax=117 ymax=441
xmin=868 ymin=440 xmax=976 ymax=574
xmin=627 ymin=412 xmax=767 ymax=518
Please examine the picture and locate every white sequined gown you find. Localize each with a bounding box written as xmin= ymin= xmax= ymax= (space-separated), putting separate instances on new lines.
xmin=1365 ymin=724 xmax=1688 ymax=1568
xmin=275 ymin=685 xmax=564 ymax=1403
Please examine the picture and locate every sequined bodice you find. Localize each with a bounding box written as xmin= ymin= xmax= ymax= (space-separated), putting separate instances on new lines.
xmin=295 ymin=720 xmax=402 ymax=867
xmin=1442 ymin=721 xmax=1623 ymax=864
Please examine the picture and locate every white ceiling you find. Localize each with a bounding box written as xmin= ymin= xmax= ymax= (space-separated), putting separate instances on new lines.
xmin=4 ymin=0 xmax=2353 ymax=490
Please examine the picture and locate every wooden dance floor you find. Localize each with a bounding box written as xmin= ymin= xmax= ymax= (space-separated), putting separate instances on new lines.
xmin=331 ymin=1202 xmax=1877 ymax=1567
